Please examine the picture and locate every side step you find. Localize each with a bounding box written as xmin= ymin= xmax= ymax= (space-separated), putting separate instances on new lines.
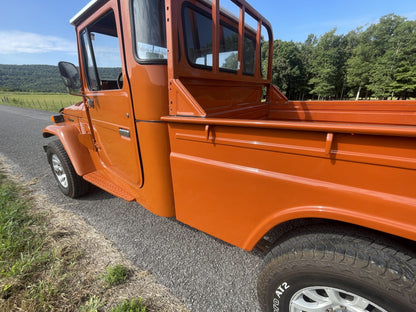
xmin=83 ymin=171 xmax=135 ymax=202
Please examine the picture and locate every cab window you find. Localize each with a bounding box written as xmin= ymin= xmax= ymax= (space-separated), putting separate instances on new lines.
xmin=131 ymin=0 xmax=167 ymax=61
xmin=182 ymin=3 xmax=258 ymax=74
xmin=81 ymin=10 xmax=123 ymax=91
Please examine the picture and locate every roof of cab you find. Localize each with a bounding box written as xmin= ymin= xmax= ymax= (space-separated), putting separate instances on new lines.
xmin=70 ymin=0 xmax=106 ymax=26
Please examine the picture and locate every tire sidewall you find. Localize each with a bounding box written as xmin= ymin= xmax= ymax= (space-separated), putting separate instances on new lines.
xmin=263 ymin=265 xmax=406 ymax=312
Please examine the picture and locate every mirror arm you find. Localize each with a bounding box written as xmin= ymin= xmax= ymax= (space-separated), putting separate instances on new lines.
xmin=81 ymin=90 xmax=94 ymax=108
xmin=68 ymin=87 xmax=94 ymax=109
xmin=66 ymin=87 xmax=83 ymax=97
xmin=86 ymin=97 xmax=94 ymax=108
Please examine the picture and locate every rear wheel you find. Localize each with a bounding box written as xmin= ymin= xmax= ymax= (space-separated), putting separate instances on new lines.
xmin=257 ymin=226 xmax=416 ymax=312
xmin=46 ymin=140 xmax=90 ymax=198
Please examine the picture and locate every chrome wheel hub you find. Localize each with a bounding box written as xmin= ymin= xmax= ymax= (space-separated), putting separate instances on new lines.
xmin=51 ymin=154 xmax=68 ymax=188
xmin=289 ymin=286 xmax=388 ymax=312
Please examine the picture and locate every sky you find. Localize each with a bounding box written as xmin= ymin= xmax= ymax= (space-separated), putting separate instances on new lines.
xmin=0 ymin=0 xmax=415 ymax=66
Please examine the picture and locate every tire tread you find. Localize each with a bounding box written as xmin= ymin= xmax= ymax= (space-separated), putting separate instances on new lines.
xmin=257 ymin=225 xmax=416 ymax=311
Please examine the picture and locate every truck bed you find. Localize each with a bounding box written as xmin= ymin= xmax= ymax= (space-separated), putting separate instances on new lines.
xmin=171 ymin=78 xmax=416 ymax=126
xmin=270 ymin=100 xmax=416 ymax=126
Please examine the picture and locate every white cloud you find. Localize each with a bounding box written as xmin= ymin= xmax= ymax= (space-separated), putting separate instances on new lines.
xmin=0 ymin=30 xmax=76 ymax=54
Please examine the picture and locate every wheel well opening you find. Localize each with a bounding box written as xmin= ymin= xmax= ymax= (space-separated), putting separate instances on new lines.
xmin=256 ymin=218 xmax=416 ymax=256
xmin=43 ymin=132 xmax=55 ymax=138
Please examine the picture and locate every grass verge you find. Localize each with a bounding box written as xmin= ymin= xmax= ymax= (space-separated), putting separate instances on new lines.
xmin=0 ymin=161 xmax=188 ymax=312
xmin=0 ymin=168 xmax=89 ymax=311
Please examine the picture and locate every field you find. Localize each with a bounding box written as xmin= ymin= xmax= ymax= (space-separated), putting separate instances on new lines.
xmin=0 ymin=91 xmax=78 ymax=112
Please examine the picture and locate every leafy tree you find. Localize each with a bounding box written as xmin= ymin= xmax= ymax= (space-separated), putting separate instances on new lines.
xmin=261 ymin=39 xmax=270 ymax=78
xmin=346 ymin=28 xmax=373 ymax=99
xmin=308 ymin=29 xmax=348 ymax=99
xmin=390 ymin=20 xmax=416 ymax=99
xmin=270 ymin=40 xmax=306 ymax=99
xmin=222 ymin=52 xmax=238 ymax=70
xmin=298 ymin=34 xmax=317 ymax=99
xmin=366 ymin=14 xmax=407 ymax=98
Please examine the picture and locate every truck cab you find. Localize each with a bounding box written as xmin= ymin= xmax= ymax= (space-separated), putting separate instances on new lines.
xmin=46 ymin=0 xmax=177 ymax=216
xmin=44 ymin=0 xmax=416 ymax=311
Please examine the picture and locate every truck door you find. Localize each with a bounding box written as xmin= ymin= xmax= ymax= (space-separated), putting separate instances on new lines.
xmin=79 ymin=5 xmax=143 ymax=186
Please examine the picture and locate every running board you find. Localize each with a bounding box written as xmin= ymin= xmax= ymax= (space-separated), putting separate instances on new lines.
xmin=83 ymin=171 xmax=135 ymax=202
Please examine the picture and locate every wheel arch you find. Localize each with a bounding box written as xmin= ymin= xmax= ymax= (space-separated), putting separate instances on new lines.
xmin=243 ymin=206 xmax=416 ymax=252
xmin=43 ymin=124 xmax=95 ymax=176
xmin=254 ymin=216 xmax=416 ymax=255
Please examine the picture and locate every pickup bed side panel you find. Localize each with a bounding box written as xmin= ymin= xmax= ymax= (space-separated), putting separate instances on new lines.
xmin=167 ymin=122 xmax=416 ymax=250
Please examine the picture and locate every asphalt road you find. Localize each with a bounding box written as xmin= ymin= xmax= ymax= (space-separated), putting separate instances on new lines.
xmin=0 ymin=104 xmax=263 ymax=312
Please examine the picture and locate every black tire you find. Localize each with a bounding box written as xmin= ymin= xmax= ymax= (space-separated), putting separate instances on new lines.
xmin=257 ymin=225 xmax=416 ymax=312
xmin=46 ymin=139 xmax=90 ymax=198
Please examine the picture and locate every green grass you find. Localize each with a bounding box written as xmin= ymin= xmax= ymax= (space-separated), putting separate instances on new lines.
xmin=109 ymin=299 xmax=147 ymax=312
xmin=0 ymin=91 xmax=78 ymax=112
xmin=0 ymin=171 xmax=84 ymax=311
xmin=105 ymin=264 xmax=130 ymax=287
xmin=0 ymin=172 xmax=47 ymax=281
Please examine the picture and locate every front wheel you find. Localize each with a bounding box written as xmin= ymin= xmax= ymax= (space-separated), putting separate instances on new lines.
xmin=257 ymin=226 xmax=416 ymax=312
xmin=46 ymin=140 xmax=90 ymax=198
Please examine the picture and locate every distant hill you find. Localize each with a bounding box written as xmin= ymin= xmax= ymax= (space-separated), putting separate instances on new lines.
xmin=0 ymin=65 xmax=121 ymax=93
xmin=0 ymin=65 xmax=66 ymax=93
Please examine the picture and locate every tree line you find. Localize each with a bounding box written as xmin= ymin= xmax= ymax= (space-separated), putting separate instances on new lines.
xmin=0 ymin=65 xmax=67 ymax=93
xmin=0 ymin=65 xmax=120 ymax=93
xmin=263 ymin=14 xmax=416 ymax=100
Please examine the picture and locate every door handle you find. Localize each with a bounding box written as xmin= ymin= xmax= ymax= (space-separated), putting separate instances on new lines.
xmin=119 ymin=128 xmax=130 ymax=138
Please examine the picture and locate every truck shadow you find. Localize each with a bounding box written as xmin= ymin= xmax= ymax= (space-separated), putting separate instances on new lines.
xmin=77 ymin=185 xmax=116 ymax=201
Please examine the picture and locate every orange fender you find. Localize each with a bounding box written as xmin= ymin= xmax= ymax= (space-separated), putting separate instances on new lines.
xmin=43 ymin=124 xmax=95 ymax=176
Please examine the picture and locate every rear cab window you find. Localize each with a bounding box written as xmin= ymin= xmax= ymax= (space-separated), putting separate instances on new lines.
xmin=131 ymin=0 xmax=167 ymax=62
xmin=182 ymin=1 xmax=259 ymax=75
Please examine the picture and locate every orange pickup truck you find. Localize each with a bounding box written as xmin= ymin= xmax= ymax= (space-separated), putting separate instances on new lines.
xmin=43 ymin=0 xmax=416 ymax=311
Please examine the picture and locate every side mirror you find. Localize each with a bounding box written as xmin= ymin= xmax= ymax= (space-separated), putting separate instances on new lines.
xmin=58 ymin=61 xmax=82 ymax=96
